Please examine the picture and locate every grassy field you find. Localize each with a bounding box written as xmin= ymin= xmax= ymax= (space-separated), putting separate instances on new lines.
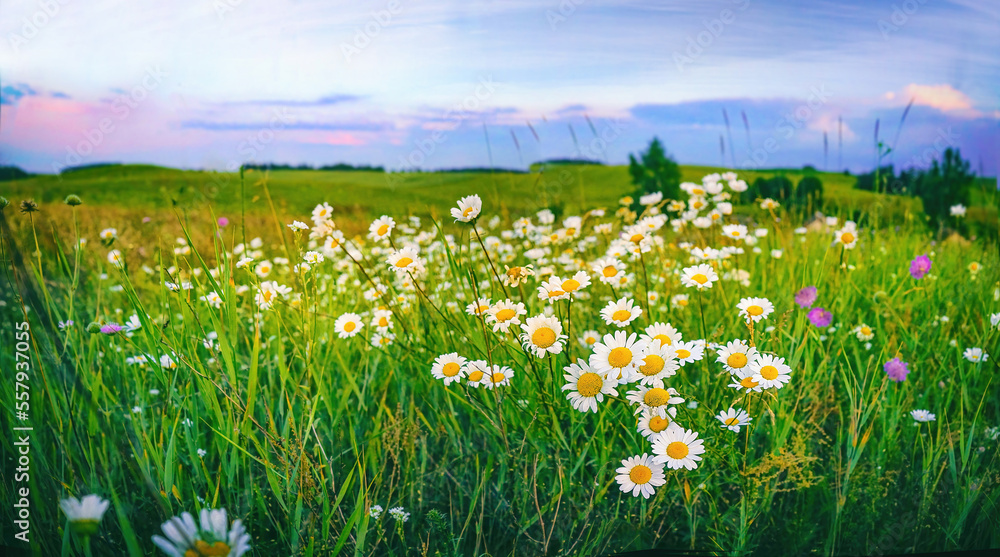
xmin=1 ymin=166 xmax=999 ymax=556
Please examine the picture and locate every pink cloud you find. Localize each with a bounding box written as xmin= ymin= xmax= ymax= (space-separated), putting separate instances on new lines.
xmin=902 ymin=84 xmax=974 ymax=113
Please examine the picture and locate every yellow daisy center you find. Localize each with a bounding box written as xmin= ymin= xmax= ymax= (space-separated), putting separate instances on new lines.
xmin=576 ymin=372 xmax=604 ymax=397
xmin=187 ymin=540 xmax=232 ymax=557
xmin=531 ymin=327 xmax=557 ymax=349
xmin=724 ymin=417 xmax=740 ymax=426
xmin=841 ymin=232 xmax=855 ymax=244
xmin=562 ymin=279 xmax=581 ymax=291
xmin=612 ymin=309 xmax=632 ymax=322
xmin=585 ymin=336 xmax=597 ymax=345
xmin=491 ymin=372 xmax=507 ymax=384
xmin=548 ymin=289 xmax=566 ymax=298
xmin=602 ymin=265 xmax=618 ymax=277
xmin=467 ymin=370 xmax=484 ymax=382
xmin=495 ymin=309 xmax=516 ymax=322
xmin=731 ymin=230 xmax=740 ymax=237
xmin=378 ymin=317 xmax=389 ymax=327
xmin=740 ymin=376 xmax=759 ymax=389
xmin=630 ymin=234 xmax=644 ymax=243
xmin=727 ymin=353 xmax=748 ymax=368
xmin=607 ymin=347 xmax=633 ymax=368
xmin=678 ymin=299 xmax=689 ymax=307
xmin=648 ymin=416 xmax=670 ymax=433
xmin=666 ymin=441 xmax=689 ymax=459
xmin=395 ymin=257 xmax=413 ymax=268
xmin=639 ymin=355 xmax=665 ymax=376
xmin=676 ymin=348 xmax=691 ymax=359
xmin=691 ymin=273 xmax=708 ymax=285
xmin=760 ymin=365 xmax=779 ymax=381
xmin=462 ymin=206 xmax=474 ymax=217
xmin=747 ymin=305 xmax=763 ymax=316
xmin=343 ymin=321 xmax=356 ymax=332
xmin=629 ymin=464 xmax=652 ymax=485
xmin=643 ymin=388 xmax=669 ymax=407
xmin=442 ymin=362 xmax=461 ymax=377
xmin=653 ymin=334 xmax=673 ymax=346
xmin=861 ymin=327 xmax=871 ymax=336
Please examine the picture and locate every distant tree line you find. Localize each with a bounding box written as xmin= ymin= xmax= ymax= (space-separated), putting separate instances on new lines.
xmin=626 ymin=137 xmax=825 ymax=214
xmin=243 ymin=162 xmax=386 ymax=172
xmin=854 ymin=147 xmax=975 ymax=228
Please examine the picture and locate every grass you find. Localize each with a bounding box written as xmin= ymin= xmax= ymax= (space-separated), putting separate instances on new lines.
xmin=0 ymin=166 xmax=998 ymax=556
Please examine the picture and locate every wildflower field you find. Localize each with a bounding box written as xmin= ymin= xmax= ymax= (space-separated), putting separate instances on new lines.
xmin=1 ymin=165 xmax=999 ymax=556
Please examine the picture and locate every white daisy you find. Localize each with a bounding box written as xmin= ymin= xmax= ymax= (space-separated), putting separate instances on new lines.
xmin=615 ymin=454 xmax=666 ymax=499
xmin=910 ymin=409 xmax=936 ymax=423
xmin=748 ymin=353 xmax=792 ymax=389
xmin=672 ymin=340 xmax=704 ymax=365
xmin=334 ymin=312 xmax=364 ymax=338
xmin=728 ymin=367 xmax=763 ymax=393
xmin=466 ymin=297 xmax=491 ymax=317
xmin=431 ymin=353 xmax=467 ymax=385
xmin=152 ymin=508 xmax=251 ymax=557
xmin=716 ymin=340 xmax=758 ymax=374
xmin=601 ymin=297 xmax=642 ymax=328
xmin=640 ymin=322 xmax=683 ymax=348
xmin=737 ymin=297 xmax=774 ymax=323
xmin=963 ymin=347 xmax=988 ymax=363
xmin=716 ymin=408 xmax=752 ymax=432
xmin=486 ymin=299 xmax=527 ymax=333
xmin=451 ymin=194 xmax=483 ymax=222
xmin=651 ymin=427 xmax=706 ymax=470
xmin=464 ymin=360 xmax=490 ymax=388
xmin=59 ymin=494 xmax=110 ymax=536
xmin=633 ymin=342 xmax=680 ymax=388
xmin=636 ymin=407 xmax=679 ymax=441
xmin=561 ymin=359 xmax=617 ymax=413
xmin=680 ymin=264 xmax=718 ymax=290
xmin=368 ymin=215 xmax=395 ymax=242
xmin=483 ymin=365 xmax=514 ymax=389
xmin=386 ymin=246 xmax=422 ymax=275
xmin=520 ymin=315 xmax=567 ymax=358
xmin=626 ymin=385 xmax=684 ymax=416
xmin=589 ymin=331 xmax=648 ymax=383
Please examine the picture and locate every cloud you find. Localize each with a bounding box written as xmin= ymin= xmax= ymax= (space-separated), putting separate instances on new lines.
xmin=1 ymin=83 xmax=38 ymax=105
xmin=902 ymin=84 xmax=974 ymax=113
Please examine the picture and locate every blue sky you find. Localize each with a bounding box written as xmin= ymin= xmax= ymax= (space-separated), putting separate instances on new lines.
xmin=1 ymin=0 xmax=997 ymax=174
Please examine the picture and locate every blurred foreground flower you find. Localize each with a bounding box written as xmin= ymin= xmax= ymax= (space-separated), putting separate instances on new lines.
xmin=152 ymin=508 xmax=251 ymax=557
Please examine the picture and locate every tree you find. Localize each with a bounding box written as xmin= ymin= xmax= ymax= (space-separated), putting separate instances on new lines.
xmin=794 ymin=176 xmax=824 ymax=213
xmin=912 ymin=147 xmax=974 ymax=230
xmin=750 ymin=175 xmax=793 ymax=202
xmin=628 ymin=137 xmax=681 ymax=203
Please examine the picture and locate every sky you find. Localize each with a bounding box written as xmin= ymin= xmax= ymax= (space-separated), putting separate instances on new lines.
xmin=1 ymin=0 xmax=998 ymax=175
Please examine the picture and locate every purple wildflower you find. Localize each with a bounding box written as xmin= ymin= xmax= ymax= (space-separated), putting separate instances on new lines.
xmin=100 ymin=323 xmax=123 ymax=335
xmin=884 ymin=357 xmax=910 ymax=382
xmin=218 ymin=217 xmax=229 ymax=227
xmin=909 ymin=254 xmax=932 ymax=279
xmin=807 ymin=307 xmax=833 ymax=328
xmin=795 ymin=286 xmax=818 ymax=308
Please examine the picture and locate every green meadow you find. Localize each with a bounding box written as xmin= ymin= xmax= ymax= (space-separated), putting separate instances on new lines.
xmin=0 ymin=164 xmax=998 ymax=556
